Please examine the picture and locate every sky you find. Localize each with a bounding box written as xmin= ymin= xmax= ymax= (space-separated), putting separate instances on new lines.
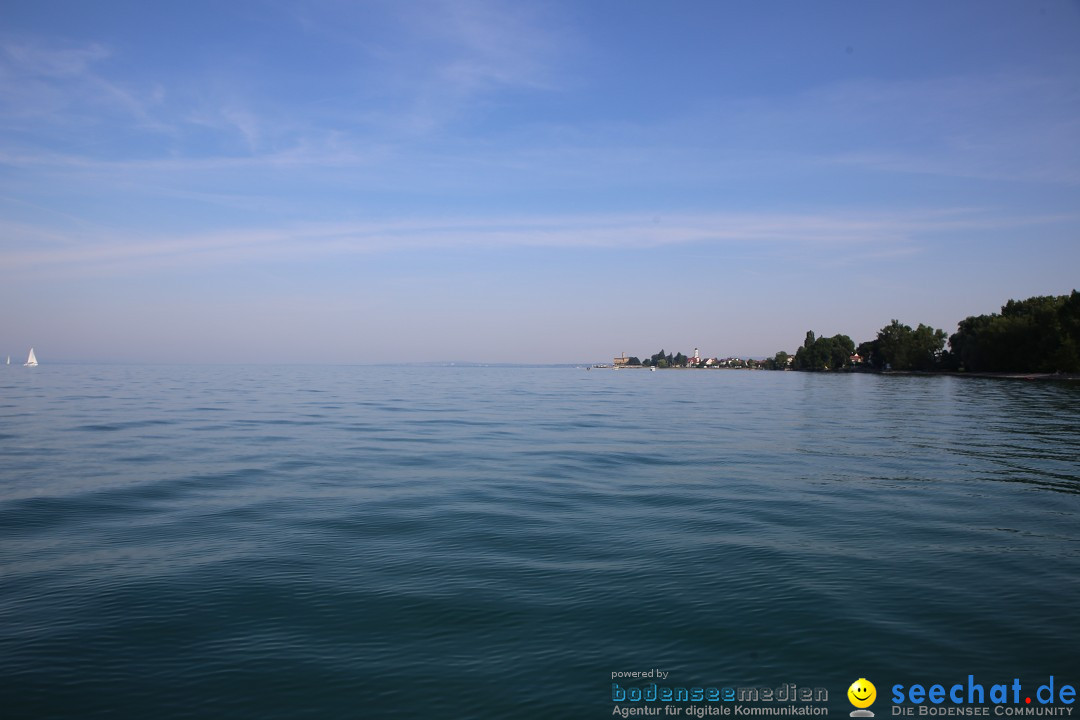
xmin=2 ymin=0 xmax=1079 ymax=364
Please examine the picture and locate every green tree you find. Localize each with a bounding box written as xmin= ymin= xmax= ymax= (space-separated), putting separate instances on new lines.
xmin=1055 ymin=291 xmax=1080 ymax=372
xmin=875 ymin=320 xmax=911 ymax=370
xmin=828 ymin=335 xmax=856 ymax=370
xmin=910 ymin=324 xmax=948 ymax=371
xmin=856 ymin=340 xmax=877 ymax=367
xmin=948 ymin=291 xmax=1080 ymax=372
xmin=869 ymin=320 xmax=946 ymax=371
xmin=793 ymin=333 xmax=854 ymax=371
xmin=763 ymin=351 xmax=790 ymax=370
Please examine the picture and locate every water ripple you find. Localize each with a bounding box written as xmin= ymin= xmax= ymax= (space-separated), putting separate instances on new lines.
xmin=0 ymin=367 xmax=1078 ymax=719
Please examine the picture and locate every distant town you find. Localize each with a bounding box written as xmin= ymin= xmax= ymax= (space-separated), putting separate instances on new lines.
xmin=600 ymin=349 xmax=787 ymax=370
xmin=600 ymin=290 xmax=1080 ymax=375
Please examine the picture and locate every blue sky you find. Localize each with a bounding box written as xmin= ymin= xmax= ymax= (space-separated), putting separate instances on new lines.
xmin=2 ymin=0 xmax=1079 ymax=364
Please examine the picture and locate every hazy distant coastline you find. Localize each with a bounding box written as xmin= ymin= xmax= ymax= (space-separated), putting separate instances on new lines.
xmin=605 ymin=290 xmax=1080 ymax=376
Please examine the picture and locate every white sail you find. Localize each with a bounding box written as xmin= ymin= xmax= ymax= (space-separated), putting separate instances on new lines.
xmin=24 ymin=348 xmax=37 ymax=367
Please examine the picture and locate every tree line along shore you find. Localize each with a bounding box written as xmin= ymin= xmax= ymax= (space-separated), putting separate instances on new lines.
xmin=615 ymin=290 xmax=1080 ymax=375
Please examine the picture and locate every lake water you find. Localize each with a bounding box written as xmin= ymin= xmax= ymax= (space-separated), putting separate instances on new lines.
xmin=1 ymin=366 xmax=1078 ymax=719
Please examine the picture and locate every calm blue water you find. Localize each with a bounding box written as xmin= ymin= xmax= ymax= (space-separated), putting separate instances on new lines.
xmin=1 ymin=366 xmax=1078 ymax=719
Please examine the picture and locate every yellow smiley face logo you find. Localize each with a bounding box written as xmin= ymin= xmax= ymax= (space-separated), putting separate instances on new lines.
xmin=848 ymin=679 xmax=876 ymax=709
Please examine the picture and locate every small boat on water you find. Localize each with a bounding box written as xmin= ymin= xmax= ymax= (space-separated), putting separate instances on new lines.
xmin=24 ymin=348 xmax=37 ymax=367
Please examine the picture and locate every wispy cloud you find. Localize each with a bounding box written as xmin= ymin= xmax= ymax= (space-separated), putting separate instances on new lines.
xmin=801 ymin=73 xmax=1080 ymax=184
xmin=0 ymin=35 xmax=172 ymax=136
xmin=1 ymin=39 xmax=110 ymax=77
xmin=311 ymin=0 xmax=570 ymax=136
xmin=6 ymin=12 xmax=1073 ymax=196
xmin=425 ymin=0 xmax=563 ymax=91
xmin=0 ymin=0 xmax=570 ymax=165
xmin=2 ymin=207 xmax=1069 ymax=277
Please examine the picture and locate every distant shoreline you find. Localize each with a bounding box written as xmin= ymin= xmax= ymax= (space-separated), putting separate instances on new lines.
xmin=604 ymin=365 xmax=1080 ymax=381
xmin=883 ymin=370 xmax=1080 ymax=382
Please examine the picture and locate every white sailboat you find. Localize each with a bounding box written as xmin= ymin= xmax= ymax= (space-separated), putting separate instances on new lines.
xmin=24 ymin=348 xmax=38 ymax=367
